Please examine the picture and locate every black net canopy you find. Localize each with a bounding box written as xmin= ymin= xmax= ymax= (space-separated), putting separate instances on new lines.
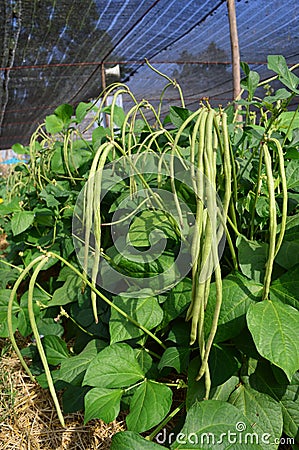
xmin=0 ymin=0 xmax=298 ymax=149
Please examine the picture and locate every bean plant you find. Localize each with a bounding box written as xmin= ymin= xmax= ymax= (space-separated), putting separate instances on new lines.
xmin=0 ymin=55 xmax=298 ymax=449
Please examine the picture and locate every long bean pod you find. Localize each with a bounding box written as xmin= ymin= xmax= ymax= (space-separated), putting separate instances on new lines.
xmin=269 ymin=137 xmax=288 ymax=257
xmin=262 ymin=143 xmax=277 ymax=300
xmin=27 ymin=257 xmax=65 ymax=427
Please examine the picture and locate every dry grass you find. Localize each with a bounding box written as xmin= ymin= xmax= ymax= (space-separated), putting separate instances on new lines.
xmin=0 ymin=342 xmax=126 ymax=450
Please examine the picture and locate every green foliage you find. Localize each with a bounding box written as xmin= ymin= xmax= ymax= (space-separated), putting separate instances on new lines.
xmin=83 ymin=343 xmax=145 ymax=388
xmin=1 ymin=55 xmax=299 ymax=447
xmin=172 ymin=400 xmax=261 ymax=449
xmin=126 ymin=380 xmax=172 ymax=432
xmin=247 ymin=301 xmax=299 ymax=381
xmin=110 ymin=296 xmax=163 ymax=343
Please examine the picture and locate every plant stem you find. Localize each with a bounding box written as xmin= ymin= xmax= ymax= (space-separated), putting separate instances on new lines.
xmin=145 ymin=402 xmax=185 ymax=441
xmin=60 ymin=307 xmax=94 ymax=336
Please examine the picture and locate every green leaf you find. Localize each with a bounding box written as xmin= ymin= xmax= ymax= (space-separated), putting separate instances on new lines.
xmin=187 ymin=357 xmax=239 ymax=409
xmin=268 ymin=55 xmax=299 ymax=93
xmin=134 ymin=348 xmax=154 ymax=376
xmin=62 ymin=385 xmax=90 ymax=414
xmin=0 ymin=264 xmax=19 ymax=290
xmin=12 ymin=143 xmax=28 ymax=155
xmin=37 ymin=317 xmax=64 ymax=337
xmin=186 ymin=346 xmax=239 ymax=409
xmin=83 ymin=343 xmax=144 ymax=388
xmin=84 ymin=387 xmax=122 ymax=424
xmin=161 ymin=277 xmax=192 ymax=325
xmin=59 ymin=339 xmax=103 ymax=385
xmin=50 ymin=145 xmax=65 ymax=174
xmin=39 ymin=190 xmax=60 ymax=208
xmin=23 ymin=249 xmax=57 ymax=272
xmin=45 ymin=114 xmax=64 ymax=134
xmin=171 ymin=400 xmax=261 ymax=449
xmin=0 ymin=289 xmax=20 ymax=337
xmin=134 ymin=119 xmax=146 ymax=133
xmin=0 ymin=198 xmax=21 ymax=215
xmin=204 ymin=273 xmax=262 ymax=342
xmin=48 ymin=275 xmax=82 ymax=307
xmin=275 ymin=238 xmax=299 ymax=269
xmin=36 ymin=368 xmax=64 ymax=390
xmin=33 ymin=207 xmax=55 ymax=226
xmin=92 ymin=126 xmax=110 ymax=149
xmin=237 ymin=236 xmax=268 ymax=283
xmin=70 ymin=297 xmax=96 ymax=328
xmin=18 ymin=287 xmax=50 ymax=337
xmin=229 ymin=385 xmax=283 ymax=450
xmin=111 ymin=431 xmax=168 ymax=450
xmin=166 ymin=320 xmax=191 ymax=347
xmin=285 ymin=147 xmax=299 ymax=159
xmin=247 ymin=301 xmax=299 ymax=380
xmin=169 ymin=106 xmax=193 ymax=128
xmin=42 ymin=335 xmax=70 ymax=365
xmin=209 ymin=344 xmax=240 ymax=387
xmin=158 ymin=347 xmax=190 ymax=373
xmin=241 ymin=71 xmax=260 ymax=98
xmin=75 ymin=101 xmax=92 ymax=123
xmin=103 ymin=104 xmax=125 ymax=128
xmin=286 ymin=160 xmax=299 ymax=192
xmin=278 ymin=212 xmax=299 ymax=232
xmin=110 ymin=247 xmax=175 ymax=280
xmin=255 ymin=196 xmax=270 ymax=218
xmin=109 ymin=296 xmax=163 ymax=343
xmin=263 ymin=88 xmax=291 ymax=103
xmin=126 ymin=380 xmax=172 ymax=433
xmin=244 ymin=359 xmax=299 ymax=441
xmin=244 ymin=125 xmax=265 ymax=141
xmin=67 ymin=144 xmax=92 ymax=172
xmin=277 ymin=111 xmax=299 ymax=134
xmin=11 ymin=211 xmax=35 ymax=235
xmin=128 ymin=209 xmax=178 ymax=247
xmin=270 ymin=265 xmax=299 ymax=309
xmin=54 ymin=103 xmax=73 ymax=122
xmin=240 ymin=61 xmax=250 ymax=76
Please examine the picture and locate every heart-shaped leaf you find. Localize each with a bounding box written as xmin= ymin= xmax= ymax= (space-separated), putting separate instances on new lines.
xmin=42 ymin=335 xmax=70 ymax=366
xmin=171 ymin=400 xmax=261 ymax=449
xmin=110 ymin=296 xmax=163 ymax=343
xmin=126 ymin=380 xmax=172 ymax=433
xmin=83 ymin=343 xmax=144 ymax=388
xmin=11 ymin=211 xmax=35 ymax=235
xmin=84 ymin=387 xmax=122 ymax=424
xmin=247 ymin=301 xmax=299 ymax=381
xmin=229 ymin=384 xmax=283 ymax=450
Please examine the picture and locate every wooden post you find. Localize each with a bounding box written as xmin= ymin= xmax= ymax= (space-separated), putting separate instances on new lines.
xmin=227 ymin=0 xmax=241 ymax=101
xmin=101 ymin=63 xmax=109 ymax=128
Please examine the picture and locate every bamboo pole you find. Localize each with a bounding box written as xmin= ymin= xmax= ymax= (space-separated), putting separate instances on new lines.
xmin=227 ymin=0 xmax=241 ymax=101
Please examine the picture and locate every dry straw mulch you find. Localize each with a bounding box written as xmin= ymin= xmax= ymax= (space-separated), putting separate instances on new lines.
xmin=0 ymin=342 xmax=126 ymax=450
